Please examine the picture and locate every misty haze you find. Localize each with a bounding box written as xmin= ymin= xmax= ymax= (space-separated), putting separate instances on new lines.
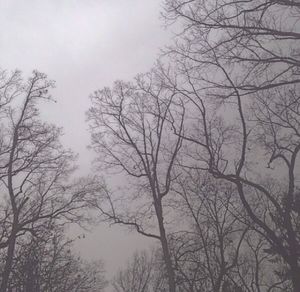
xmin=0 ymin=1 xmax=299 ymax=292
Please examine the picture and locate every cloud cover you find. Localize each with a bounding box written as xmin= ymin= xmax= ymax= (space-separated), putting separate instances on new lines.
xmin=0 ymin=0 xmax=171 ymax=278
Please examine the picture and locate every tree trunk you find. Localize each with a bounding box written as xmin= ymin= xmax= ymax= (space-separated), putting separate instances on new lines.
xmin=290 ymin=261 xmax=300 ymax=292
xmin=292 ymin=273 xmax=300 ymax=292
xmin=0 ymin=228 xmax=17 ymax=292
xmin=155 ymin=200 xmax=176 ymax=292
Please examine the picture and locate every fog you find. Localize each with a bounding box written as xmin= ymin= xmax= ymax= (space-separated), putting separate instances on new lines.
xmin=0 ymin=0 xmax=171 ymax=278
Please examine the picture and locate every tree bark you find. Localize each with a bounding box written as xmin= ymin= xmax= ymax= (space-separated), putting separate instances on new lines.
xmin=289 ymin=259 xmax=300 ymax=292
xmin=155 ymin=201 xmax=176 ymax=292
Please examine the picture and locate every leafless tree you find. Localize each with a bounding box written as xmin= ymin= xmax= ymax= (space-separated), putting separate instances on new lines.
xmin=169 ymin=171 xmax=246 ymax=292
xmin=0 ymin=70 xmax=93 ymax=292
xmin=112 ymin=250 xmax=165 ymax=292
xmin=84 ymin=2 xmax=300 ymax=291
xmin=156 ymin=166 xmax=292 ymax=292
xmin=87 ymin=69 xmax=185 ymax=292
xmin=163 ymin=0 xmax=300 ymax=95
xmin=8 ymin=226 xmax=106 ymax=292
xmin=152 ymin=3 xmax=300 ymax=288
xmin=158 ymin=49 xmax=300 ymax=290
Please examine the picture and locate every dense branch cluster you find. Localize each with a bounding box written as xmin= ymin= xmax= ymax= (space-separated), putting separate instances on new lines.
xmin=0 ymin=70 xmax=106 ymax=292
xmin=0 ymin=1 xmax=299 ymax=292
xmin=87 ymin=1 xmax=300 ymax=292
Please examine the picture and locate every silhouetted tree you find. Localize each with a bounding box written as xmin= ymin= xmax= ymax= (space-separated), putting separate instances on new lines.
xmin=0 ymin=70 xmax=93 ymax=292
xmin=9 ymin=226 xmax=106 ymax=292
xmin=112 ymin=250 xmax=165 ymax=292
xmin=87 ymin=70 xmax=185 ymax=292
xmin=154 ymin=39 xmax=300 ymax=291
xmin=163 ymin=0 xmax=300 ymax=95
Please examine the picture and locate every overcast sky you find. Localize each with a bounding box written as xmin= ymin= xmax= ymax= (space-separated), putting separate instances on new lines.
xmin=0 ymin=0 xmax=172 ymax=281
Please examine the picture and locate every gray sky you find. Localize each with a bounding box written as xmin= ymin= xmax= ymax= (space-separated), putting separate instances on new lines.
xmin=0 ymin=0 xmax=171 ymax=281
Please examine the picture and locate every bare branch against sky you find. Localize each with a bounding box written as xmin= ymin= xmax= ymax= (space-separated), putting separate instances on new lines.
xmin=1 ymin=1 xmax=300 ymax=292
xmin=0 ymin=0 xmax=171 ymax=282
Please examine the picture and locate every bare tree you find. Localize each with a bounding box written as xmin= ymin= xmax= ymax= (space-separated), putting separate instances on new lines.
xmin=172 ymin=169 xmax=291 ymax=292
xmin=163 ymin=0 xmax=300 ymax=95
xmin=87 ymin=70 xmax=185 ymax=292
xmin=88 ymin=2 xmax=300 ymax=291
xmin=112 ymin=250 xmax=165 ymax=292
xmin=170 ymin=171 xmax=246 ymax=292
xmin=159 ymin=51 xmax=300 ymax=290
xmin=0 ymin=69 xmax=22 ymax=110
xmin=9 ymin=226 xmax=107 ymax=292
xmin=0 ymin=70 xmax=92 ymax=292
xmin=149 ymin=3 xmax=300 ymax=288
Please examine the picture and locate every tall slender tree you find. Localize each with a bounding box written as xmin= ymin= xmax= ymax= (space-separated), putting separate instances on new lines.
xmin=0 ymin=70 xmax=92 ymax=292
xmin=87 ymin=70 xmax=185 ymax=292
